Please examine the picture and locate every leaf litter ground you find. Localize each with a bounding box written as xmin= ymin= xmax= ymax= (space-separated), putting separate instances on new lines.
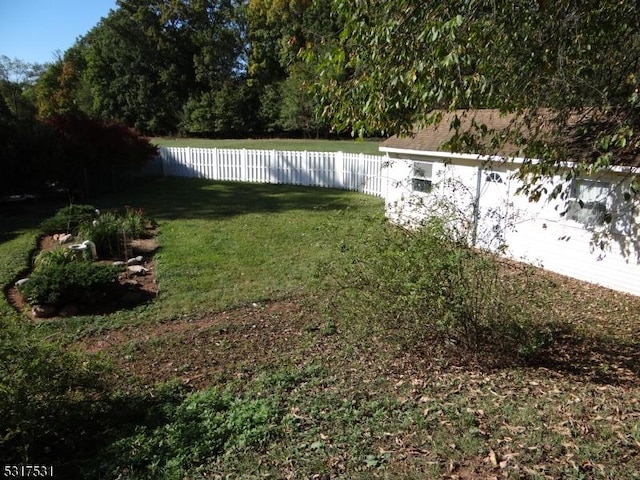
xmin=74 ymin=267 xmax=640 ymax=479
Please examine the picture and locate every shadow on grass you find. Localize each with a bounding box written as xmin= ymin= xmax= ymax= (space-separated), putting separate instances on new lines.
xmin=4 ymin=382 xmax=188 ymax=479
xmin=2 ymin=178 xmax=365 ymax=246
xmin=530 ymin=332 xmax=640 ymax=386
xmin=0 ymin=200 xmax=66 ymax=247
xmin=100 ymin=177 xmax=368 ymax=221
xmin=407 ymin=325 xmax=640 ymax=387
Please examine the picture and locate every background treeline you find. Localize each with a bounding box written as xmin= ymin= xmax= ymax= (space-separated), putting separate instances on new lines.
xmin=1 ymin=0 xmax=343 ymax=196
xmin=15 ymin=0 xmax=340 ymax=139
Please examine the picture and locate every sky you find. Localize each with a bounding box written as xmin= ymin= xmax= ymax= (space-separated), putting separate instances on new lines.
xmin=0 ymin=0 xmax=118 ymax=65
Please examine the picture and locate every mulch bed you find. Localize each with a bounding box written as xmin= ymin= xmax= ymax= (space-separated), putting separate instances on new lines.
xmin=6 ymin=235 xmax=160 ymax=320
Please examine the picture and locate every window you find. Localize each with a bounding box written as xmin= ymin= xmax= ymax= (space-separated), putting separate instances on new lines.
xmin=566 ymin=179 xmax=610 ymax=227
xmin=412 ymin=161 xmax=433 ymax=193
xmin=485 ymin=172 xmax=504 ymax=184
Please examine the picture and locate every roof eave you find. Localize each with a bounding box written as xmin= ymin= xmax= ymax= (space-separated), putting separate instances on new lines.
xmin=378 ymin=146 xmax=535 ymax=165
xmin=378 ymin=146 xmax=640 ymax=175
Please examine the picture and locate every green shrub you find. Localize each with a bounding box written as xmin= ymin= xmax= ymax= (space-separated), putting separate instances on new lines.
xmin=21 ymin=261 xmax=122 ymax=306
xmin=321 ymin=218 xmax=557 ymax=362
xmin=0 ymin=321 xmax=110 ymax=465
xmin=77 ymin=207 xmax=152 ymax=259
xmin=32 ymin=247 xmax=76 ymax=270
xmin=78 ymin=211 xmax=125 ymax=259
xmin=39 ymin=204 xmax=98 ymax=235
xmin=122 ymin=206 xmax=153 ymax=239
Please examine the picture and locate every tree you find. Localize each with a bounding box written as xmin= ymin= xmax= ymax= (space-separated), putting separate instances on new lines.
xmin=35 ymin=53 xmax=85 ymax=118
xmin=0 ymin=57 xmax=57 ymax=197
xmin=277 ymin=64 xmax=325 ymax=136
xmin=310 ymin=1 xmax=640 ymax=195
xmin=181 ymin=79 xmax=259 ymax=136
xmin=0 ymin=56 xmax=44 ymax=120
xmin=77 ymin=3 xmax=188 ymax=134
xmin=49 ymin=0 xmax=250 ymax=135
xmin=247 ymin=0 xmax=340 ymax=135
xmin=178 ymin=0 xmax=254 ymax=135
xmin=247 ymin=0 xmax=309 ymax=84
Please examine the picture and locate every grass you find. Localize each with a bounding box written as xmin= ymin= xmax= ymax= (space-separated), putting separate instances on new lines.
xmin=152 ymin=184 xmax=381 ymax=318
xmin=94 ymin=178 xmax=382 ymax=323
xmin=0 ymin=201 xmax=65 ymax=318
xmin=151 ymin=137 xmax=383 ymax=155
xmin=1 ymin=178 xmax=384 ymax=333
xmin=3 ymin=178 xmax=640 ymax=479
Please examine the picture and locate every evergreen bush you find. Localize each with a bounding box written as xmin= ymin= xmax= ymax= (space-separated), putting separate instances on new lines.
xmin=21 ymin=260 xmax=122 ymax=307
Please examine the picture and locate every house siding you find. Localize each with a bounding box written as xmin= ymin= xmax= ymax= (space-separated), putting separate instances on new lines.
xmin=382 ymin=153 xmax=640 ymax=296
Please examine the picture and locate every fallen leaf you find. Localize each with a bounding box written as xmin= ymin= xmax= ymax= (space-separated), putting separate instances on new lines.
xmin=488 ymin=449 xmax=498 ymax=467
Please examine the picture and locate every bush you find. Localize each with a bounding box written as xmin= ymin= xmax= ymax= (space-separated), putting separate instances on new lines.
xmin=77 ymin=211 xmax=124 ymax=259
xmin=32 ymin=247 xmax=76 ymax=270
xmin=39 ymin=204 xmax=98 ymax=235
xmin=321 ymin=218 xmax=557 ymax=362
xmin=21 ymin=260 xmax=122 ymax=307
xmin=0 ymin=321 xmax=110 ymax=465
xmin=43 ymin=113 xmax=159 ymax=196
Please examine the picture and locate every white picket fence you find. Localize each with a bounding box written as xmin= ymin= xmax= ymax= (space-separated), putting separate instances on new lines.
xmin=158 ymin=147 xmax=388 ymax=198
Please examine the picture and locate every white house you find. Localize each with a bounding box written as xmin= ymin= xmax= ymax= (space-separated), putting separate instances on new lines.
xmin=379 ymin=110 xmax=640 ymax=296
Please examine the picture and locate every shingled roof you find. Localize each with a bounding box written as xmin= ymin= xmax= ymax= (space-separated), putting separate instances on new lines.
xmin=380 ymin=109 xmax=640 ymax=168
xmin=380 ymin=109 xmax=519 ymax=155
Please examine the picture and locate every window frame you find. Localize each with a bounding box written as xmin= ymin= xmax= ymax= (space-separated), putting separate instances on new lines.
xmin=485 ymin=171 xmax=504 ymax=184
xmin=412 ymin=161 xmax=434 ymax=193
xmin=565 ymin=178 xmax=611 ymax=228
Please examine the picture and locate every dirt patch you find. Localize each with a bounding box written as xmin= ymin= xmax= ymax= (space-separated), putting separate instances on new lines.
xmin=77 ymin=299 xmax=326 ymax=390
xmin=6 ymin=235 xmax=160 ymax=319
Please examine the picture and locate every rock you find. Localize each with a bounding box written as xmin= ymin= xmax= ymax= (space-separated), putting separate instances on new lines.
xmin=126 ymin=256 xmax=144 ymax=266
xmin=127 ymin=265 xmax=148 ymax=276
xmin=113 ymin=261 xmax=126 ymax=267
xmin=82 ymin=240 xmax=98 ymax=260
xmin=59 ymin=304 xmax=80 ymax=317
xmin=32 ymin=304 xmax=57 ymax=318
xmin=15 ymin=278 xmax=29 ymax=288
xmin=58 ymin=233 xmax=73 ymax=244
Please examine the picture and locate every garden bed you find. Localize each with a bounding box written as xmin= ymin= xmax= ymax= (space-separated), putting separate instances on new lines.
xmin=7 ymin=234 xmax=159 ymax=319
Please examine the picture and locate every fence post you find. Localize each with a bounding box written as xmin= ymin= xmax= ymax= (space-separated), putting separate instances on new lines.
xmin=213 ymin=148 xmax=219 ymax=180
xmin=158 ymin=148 xmax=166 ymax=177
xmin=270 ymin=149 xmax=278 ymax=184
xmin=241 ymin=149 xmax=248 ymax=182
xmin=359 ymin=153 xmax=366 ymax=194
xmin=335 ymin=151 xmax=345 ymax=189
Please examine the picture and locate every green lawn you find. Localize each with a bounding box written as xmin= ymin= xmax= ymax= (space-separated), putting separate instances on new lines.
xmin=140 ymin=178 xmax=385 ymax=319
xmin=151 ymin=137 xmax=384 ymax=155
xmin=0 ymin=178 xmax=385 ymax=329
xmin=3 ymin=178 xmax=640 ymax=479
